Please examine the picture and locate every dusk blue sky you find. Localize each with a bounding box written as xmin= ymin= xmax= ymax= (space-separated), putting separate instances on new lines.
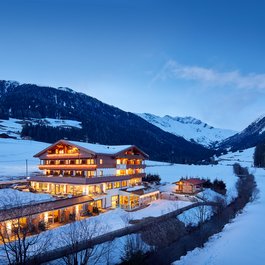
xmin=1 ymin=0 xmax=265 ymax=130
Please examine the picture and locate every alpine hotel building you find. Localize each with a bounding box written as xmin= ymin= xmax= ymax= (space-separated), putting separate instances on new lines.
xmin=30 ymin=140 xmax=159 ymax=210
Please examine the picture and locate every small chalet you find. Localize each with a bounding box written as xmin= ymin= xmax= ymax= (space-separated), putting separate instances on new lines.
xmin=174 ymin=178 xmax=205 ymax=194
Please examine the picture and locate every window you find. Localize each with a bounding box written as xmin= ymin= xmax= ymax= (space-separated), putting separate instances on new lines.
xmin=87 ymin=159 xmax=95 ymax=165
xmin=99 ymin=159 xmax=103 ymax=165
xmin=100 ymin=170 xmax=103 ymax=176
xmin=106 ymin=183 xmax=113 ymax=190
xmin=113 ymin=182 xmax=120 ymax=188
xmin=64 ymin=170 xmax=71 ymax=176
xmin=122 ymin=181 xmax=127 ymax=187
xmin=76 ymin=171 xmax=84 ymax=177
xmin=87 ymin=171 xmax=95 ymax=177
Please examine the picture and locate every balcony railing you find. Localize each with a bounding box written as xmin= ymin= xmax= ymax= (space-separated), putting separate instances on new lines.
xmin=29 ymin=173 xmax=146 ymax=185
xmin=116 ymin=164 xmax=146 ymax=169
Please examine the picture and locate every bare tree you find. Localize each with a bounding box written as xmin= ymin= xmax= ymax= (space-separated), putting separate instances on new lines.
xmin=141 ymin=218 xmax=185 ymax=250
xmin=120 ymin=233 xmax=148 ymax=265
xmin=0 ymin=191 xmax=50 ymax=265
xmin=58 ymin=218 xmax=106 ymax=265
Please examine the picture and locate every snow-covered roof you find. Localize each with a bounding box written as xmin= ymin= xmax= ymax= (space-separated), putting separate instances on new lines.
xmin=126 ymin=185 xmax=145 ymax=192
xmin=34 ymin=139 xmax=148 ymax=157
xmin=174 ymin=178 xmax=206 ymax=185
xmin=69 ymin=140 xmax=132 ymax=155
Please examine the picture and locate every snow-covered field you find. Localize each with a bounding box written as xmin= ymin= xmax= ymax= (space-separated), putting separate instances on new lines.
xmin=174 ymin=148 xmax=265 ymax=265
xmin=0 ymin=138 xmax=49 ymax=180
xmin=146 ymin=159 xmax=239 ymax=202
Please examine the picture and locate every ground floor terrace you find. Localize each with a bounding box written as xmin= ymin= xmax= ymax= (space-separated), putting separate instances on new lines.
xmin=0 ymin=187 xmax=160 ymax=239
xmin=30 ymin=177 xmax=142 ymax=196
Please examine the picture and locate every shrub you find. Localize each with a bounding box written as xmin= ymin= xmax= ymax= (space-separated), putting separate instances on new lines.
xmin=142 ymin=174 xmax=161 ymax=183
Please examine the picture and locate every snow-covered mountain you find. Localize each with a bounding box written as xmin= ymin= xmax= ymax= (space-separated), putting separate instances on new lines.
xmin=218 ymin=114 xmax=265 ymax=151
xmin=137 ymin=113 xmax=237 ymax=147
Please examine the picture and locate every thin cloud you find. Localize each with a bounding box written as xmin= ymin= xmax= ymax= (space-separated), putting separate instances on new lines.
xmin=153 ymin=60 xmax=265 ymax=90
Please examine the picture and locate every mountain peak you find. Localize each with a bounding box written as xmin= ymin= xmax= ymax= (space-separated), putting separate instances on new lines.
xmin=57 ymin=87 xmax=75 ymax=93
xmin=168 ymin=115 xmax=204 ymax=126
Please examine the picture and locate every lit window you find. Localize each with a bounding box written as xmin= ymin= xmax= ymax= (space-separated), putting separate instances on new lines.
xmin=107 ymin=183 xmax=113 ymax=189
xmin=122 ymin=181 xmax=127 ymax=187
xmin=100 ymin=159 xmax=103 ymax=164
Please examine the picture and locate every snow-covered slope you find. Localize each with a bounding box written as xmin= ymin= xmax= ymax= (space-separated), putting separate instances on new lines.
xmin=137 ymin=113 xmax=237 ymax=147
xmin=0 ymin=138 xmax=50 ymax=180
xmin=0 ymin=118 xmax=82 ymax=138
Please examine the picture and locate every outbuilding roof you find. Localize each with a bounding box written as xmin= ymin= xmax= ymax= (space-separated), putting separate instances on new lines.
xmin=174 ymin=178 xmax=206 ymax=185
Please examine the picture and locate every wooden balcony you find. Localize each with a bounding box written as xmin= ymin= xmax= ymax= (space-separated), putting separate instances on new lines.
xmin=116 ymin=154 xmax=145 ymax=159
xmin=39 ymin=164 xmax=97 ymax=170
xmin=29 ymin=173 xmax=146 ymax=185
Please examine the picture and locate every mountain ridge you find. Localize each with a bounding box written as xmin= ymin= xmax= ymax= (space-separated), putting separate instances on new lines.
xmin=218 ymin=114 xmax=265 ymax=151
xmin=0 ymin=80 xmax=214 ymax=164
xmin=137 ymin=113 xmax=237 ymax=147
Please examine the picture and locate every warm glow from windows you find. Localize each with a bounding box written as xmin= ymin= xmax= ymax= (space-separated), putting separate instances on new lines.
xmin=6 ymin=221 xmax=12 ymax=233
xmin=44 ymin=212 xmax=48 ymax=223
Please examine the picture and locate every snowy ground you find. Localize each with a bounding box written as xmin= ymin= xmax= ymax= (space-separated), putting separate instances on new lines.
xmin=146 ymin=159 xmax=238 ymax=202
